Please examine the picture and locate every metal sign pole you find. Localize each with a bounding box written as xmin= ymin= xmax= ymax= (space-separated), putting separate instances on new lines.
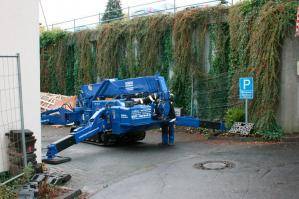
xmin=16 ymin=53 xmax=27 ymax=167
xmin=245 ymin=99 xmax=248 ymax=123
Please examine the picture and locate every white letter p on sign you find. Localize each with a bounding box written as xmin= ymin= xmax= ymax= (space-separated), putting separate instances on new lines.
xmin=244 ymin=79 xmax=250 ymax=89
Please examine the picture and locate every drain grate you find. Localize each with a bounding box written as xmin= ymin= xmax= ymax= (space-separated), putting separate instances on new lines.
xmin=193 ymin=161 xmax=234 ymax=170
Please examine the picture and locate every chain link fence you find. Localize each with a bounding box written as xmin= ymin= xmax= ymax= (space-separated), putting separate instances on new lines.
xmin=189 ymin=68 xmax=246 ymax=121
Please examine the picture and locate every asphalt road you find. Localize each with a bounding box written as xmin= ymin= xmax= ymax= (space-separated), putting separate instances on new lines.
xmin=42 ymin=126 xmax=299 ymax=199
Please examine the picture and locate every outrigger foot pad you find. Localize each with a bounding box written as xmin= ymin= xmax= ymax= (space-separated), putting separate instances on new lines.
xmin=43 ymin=156 xmax=71 ymax=165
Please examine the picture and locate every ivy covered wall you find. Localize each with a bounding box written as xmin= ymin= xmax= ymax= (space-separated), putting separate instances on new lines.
xmin=40 ymin=0 xmax=298 ymax=135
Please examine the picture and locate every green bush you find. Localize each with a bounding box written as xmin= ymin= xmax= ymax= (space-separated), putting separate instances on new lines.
xmin=40 ymin=29 xmax=67 ymax=48
xmin=257 ymin=126 xmax=283 ymax=141
xmin=224 ymin=107 xmax=245 ymax=128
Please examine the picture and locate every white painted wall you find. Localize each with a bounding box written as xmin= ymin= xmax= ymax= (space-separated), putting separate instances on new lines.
xmin=0 ymin=0 xmax=40 ymax=172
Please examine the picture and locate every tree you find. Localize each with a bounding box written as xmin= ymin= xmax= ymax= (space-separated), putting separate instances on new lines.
xmin=101 ymin=0 xmax=124 ymax=23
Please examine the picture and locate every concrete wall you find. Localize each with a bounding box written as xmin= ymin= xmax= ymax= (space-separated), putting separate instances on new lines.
xmin=0 ymin=0 xmax=40 ymax=172
xmin=278 ymin=35 xmax=299 ymax=134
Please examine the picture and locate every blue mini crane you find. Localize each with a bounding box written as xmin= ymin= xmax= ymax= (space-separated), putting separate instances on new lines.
xmin=42 ymin=75 xmax=225 ymax=164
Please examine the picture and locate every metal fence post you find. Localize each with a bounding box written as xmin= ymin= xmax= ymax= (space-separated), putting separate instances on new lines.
xmin=191 ymin=74 xmax=194 ymax=116
xmin=99 ymin=12 xmax=101 ymax=24
xmin=128 ymin=7 xmax=130 ymax=19
xmin=73 ymin=19 xmax=76 ymax=32
xmin=173 ymin=0 xmax=176 ymax=13
xmin=16 ymin=53 xmax=27 ymax=167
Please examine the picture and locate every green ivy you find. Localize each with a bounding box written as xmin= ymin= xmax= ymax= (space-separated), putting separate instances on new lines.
xmin=40 ymin=1 xmax=298 ymax=137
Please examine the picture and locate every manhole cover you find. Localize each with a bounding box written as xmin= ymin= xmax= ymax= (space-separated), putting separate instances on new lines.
xmin=193 ymin=161 xmax=234 ymax=170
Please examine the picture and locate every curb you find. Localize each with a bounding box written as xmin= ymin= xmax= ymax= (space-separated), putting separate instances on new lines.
xmin=207 ymin=133 xmax=299 ymax=143
xmin=207 ymin=135 xmax=264 ymax=142
xmin=281 ymin=135 xmax=299 ymax=143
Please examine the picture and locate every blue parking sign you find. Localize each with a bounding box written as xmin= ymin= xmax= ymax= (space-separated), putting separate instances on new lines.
xmin=239 ymin=77 xmax=254 ymax=100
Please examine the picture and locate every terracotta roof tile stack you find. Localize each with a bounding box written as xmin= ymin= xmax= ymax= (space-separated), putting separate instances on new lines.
xmin=40 ymin=92 xmax=76 ymax=112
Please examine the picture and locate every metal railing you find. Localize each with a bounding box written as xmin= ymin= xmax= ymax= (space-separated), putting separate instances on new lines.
xmin=48 ymin=0 xmax=232 ymax=32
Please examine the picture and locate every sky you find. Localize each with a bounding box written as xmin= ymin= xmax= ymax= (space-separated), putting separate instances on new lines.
xmin=39 ymin=0 xmax=236 ymax=29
